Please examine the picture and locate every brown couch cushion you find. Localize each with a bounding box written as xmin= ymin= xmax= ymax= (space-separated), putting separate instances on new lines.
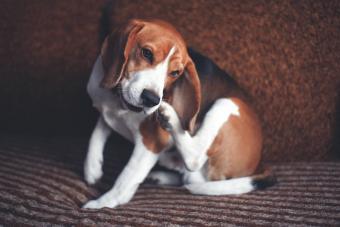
xmin=0 ymin=135 xmax=339 ymax=226
xmin=0 ymin=1 xmax=339 ymax=161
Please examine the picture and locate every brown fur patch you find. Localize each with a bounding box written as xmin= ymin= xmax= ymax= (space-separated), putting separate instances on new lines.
xmin=207 ymin=98 xmax=262 ymax=181
xmin=164 ymin=59 xmax=201 ymax=133
xmin=140 ymin=115 xmax=171 ymax=153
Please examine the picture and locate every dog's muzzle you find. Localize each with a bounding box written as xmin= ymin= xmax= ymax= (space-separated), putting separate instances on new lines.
xmin=141 ymin=89 xmax=160 ymax=107
xmin=116 ymin=84 xmax=143 ymax=112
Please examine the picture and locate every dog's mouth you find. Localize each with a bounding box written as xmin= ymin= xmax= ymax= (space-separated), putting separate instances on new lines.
xmin=117 ymin=84 xmax=143 ymax=113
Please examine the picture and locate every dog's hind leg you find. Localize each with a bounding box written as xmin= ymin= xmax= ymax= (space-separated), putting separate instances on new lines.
xmin=146 ymin=171 xmax=182 ymax=186
xmin=158 ymin=98 xmax=239 ymax=172
xmin=149 ymin=150 xmax=205 ymax=186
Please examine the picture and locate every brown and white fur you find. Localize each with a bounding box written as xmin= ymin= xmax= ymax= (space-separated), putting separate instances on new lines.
xmin=83 ymin=19 xmax=274 ymax=209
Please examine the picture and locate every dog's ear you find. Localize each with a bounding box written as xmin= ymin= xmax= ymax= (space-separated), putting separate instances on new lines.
xmin=168 ymin=58 xmax=201 ymax=133
xmin=100 ymin=20 xmax=144 ymax=88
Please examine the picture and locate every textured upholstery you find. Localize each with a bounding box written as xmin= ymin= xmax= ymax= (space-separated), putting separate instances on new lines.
xmin=0 ymin=135 xmax=339 ymax=226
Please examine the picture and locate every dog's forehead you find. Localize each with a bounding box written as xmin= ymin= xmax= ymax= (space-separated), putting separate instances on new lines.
xmin=139 ymin=22 xmax=183 ymax=42
xmin=137 ymin=23 xmax=187 ymax=62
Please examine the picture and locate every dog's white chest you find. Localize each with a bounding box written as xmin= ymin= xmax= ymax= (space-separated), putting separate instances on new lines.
xmin=102 ymin=106 xmax=145 ymax=142
xmin=87 ymin=56 xmax=146 ymax=142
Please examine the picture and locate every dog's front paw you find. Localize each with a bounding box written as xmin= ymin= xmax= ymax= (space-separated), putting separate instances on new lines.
xmin=82 ymin=199 xmax=101 ymax=209
xmin=82 ymin=193 xmax=119 ymax=209
xmin=82 ymin=198 xmax=118 ymax=209
xmin=157 ymin=102 xmax=181 ymax=131
xmin=157 ymin=107 xmax=172 ymax=130
xmin=84 ymin=154 xmax=103 ymax=185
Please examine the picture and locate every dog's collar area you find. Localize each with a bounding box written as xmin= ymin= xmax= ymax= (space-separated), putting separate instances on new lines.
xmin=115 ymin=84 xmax=143 ymax=113
xmin=122 ymin=97 xmax=143 ymax=112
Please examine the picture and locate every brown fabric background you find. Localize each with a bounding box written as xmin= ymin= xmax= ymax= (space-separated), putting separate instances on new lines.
xmin=0 ymin=0 xmax=100 ymax=135
xmin=0 ymin=0 xmax=339 ymax=162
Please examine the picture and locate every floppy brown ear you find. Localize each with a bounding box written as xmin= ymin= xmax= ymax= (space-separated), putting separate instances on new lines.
xmin=169 ymin=59 xmax=201 ymax=133
xmin=100 ymin=20 xmax=144 ymax=88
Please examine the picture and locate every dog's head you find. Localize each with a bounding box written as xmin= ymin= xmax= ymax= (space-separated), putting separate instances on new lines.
xmin=101 ymin=19 xmax=201 ymax=132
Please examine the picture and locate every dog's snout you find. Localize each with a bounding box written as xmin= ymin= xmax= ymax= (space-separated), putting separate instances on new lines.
xmin=141 ymin=89 xmax=160 ymax=107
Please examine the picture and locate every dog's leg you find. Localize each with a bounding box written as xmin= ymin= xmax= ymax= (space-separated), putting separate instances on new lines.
xmin=183 ymin=170 xmax=206 ymax=184
xmin=84 ymin=116 xmax=112 ymax=185
xmin=158 ymin=99 xmax=239 ymax=171
xmin=144 ymin=150 xmax=183 ymax=186
xmin=157 ymin=149 xmax=186 ymax=173
xmin=83 ymin=136 xmax=159 ymax=209
xmin=149 ymin=151 xmax=200 ymax=186
xmin=146 ymin=171 xmax=182 ymax=186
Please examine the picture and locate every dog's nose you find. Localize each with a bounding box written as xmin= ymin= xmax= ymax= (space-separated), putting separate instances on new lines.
xmin=141 ymin=89 xmax=160 ymax=107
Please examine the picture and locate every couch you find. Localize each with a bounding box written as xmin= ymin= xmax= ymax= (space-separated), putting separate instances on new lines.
xmin=0 ymin=0 xmax=339 ymax=226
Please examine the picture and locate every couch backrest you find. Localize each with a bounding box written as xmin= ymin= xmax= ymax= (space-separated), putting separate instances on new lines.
xmin=0 ymin=0 xmax=339 ymax=161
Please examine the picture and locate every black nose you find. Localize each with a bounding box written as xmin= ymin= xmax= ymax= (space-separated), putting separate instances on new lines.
xmin=141 ymin=89 xmax=160 ymax=107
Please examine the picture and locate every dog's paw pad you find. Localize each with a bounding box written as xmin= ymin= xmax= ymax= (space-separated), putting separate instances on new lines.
xmin=157 ymin=106 xmax=173 ymax=130
xmin=157 ymin=102 xmax=179 ymax=130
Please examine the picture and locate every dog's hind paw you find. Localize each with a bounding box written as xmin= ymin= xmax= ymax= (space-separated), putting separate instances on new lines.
xmin=145 ymin=171 xmax=182 ymax=186
xmin=157 ymin=101 xmax=181 ymax=131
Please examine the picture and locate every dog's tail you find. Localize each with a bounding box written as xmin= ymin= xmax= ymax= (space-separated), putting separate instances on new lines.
xmin=184 ymin=168 xmax=276 ymax=195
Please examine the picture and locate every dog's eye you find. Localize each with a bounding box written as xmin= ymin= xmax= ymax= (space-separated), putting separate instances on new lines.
xmin=141 ymin=48 xmax=153 ymax=64
xmin=170 ymin=70 xmax=180 ymax=78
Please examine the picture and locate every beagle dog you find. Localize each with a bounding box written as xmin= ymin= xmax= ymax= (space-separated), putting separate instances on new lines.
xmin=83 ymin=19 xmax=274 ymax=209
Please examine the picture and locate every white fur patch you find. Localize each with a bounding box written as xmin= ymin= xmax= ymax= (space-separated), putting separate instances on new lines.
xmin=87 ymin=56 xmax=114 ymax=109
xmin=183 ymin=170 xmax=206 ymax=184
xmin=185 ymin=177 xmax=254 ymax=195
